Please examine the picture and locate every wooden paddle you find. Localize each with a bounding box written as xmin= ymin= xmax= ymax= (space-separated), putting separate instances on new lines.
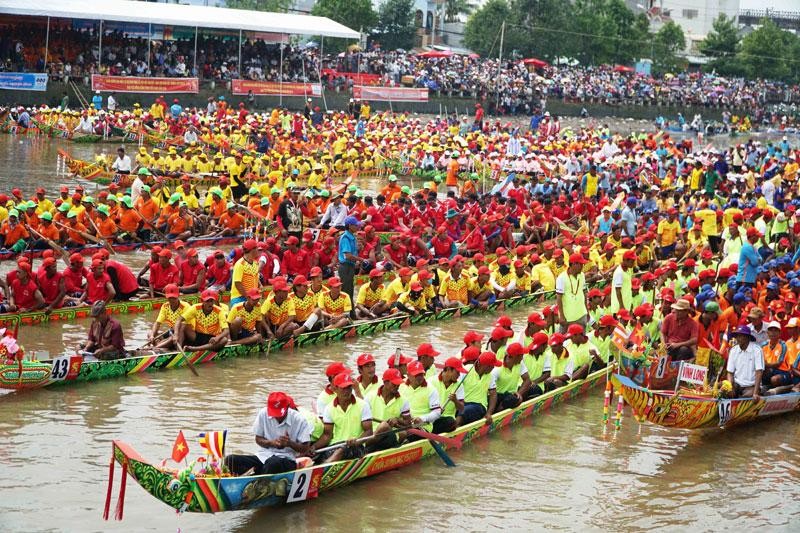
xmin=136 ymin=329 xmax=171 ymax=352
xmin=175 ymin=339 xmax=200 ymax=377
xmin=132 ymin=206 xmax=170 ymax=241
xmin=85 ymin=215 xmax=117 ymax=256
xmin=23 ymin=223 xmax=70 ymax=264
xmin=53 ymin=220 xmax=107 ymax=247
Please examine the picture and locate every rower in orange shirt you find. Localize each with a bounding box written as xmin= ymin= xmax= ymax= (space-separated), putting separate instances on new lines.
xmin=166 ymin=203 xmax=194 ymax=241
xmin=206 ymin=188 xmax=227 ymax=219
xmin=1 ymin=209 xmax=30 ymax=251
xmin=211 ymin=203 xmax=246 ymax=237
xmin=64 ymin=212 xmax=89 ymax=247
xmin=380 ymin=175 xmax=401 ymax=199
xmin=95 ymin=205 xmax=118 ymax=241
xmin=35 ymin=212 xmax=61 ymax=244
xmin=134 ymin=186 xmax=159 ymax=230
xmin=117 ymin=196 xmax=143 ymax=239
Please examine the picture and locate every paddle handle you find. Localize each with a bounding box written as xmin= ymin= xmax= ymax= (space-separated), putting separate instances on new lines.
xmin=439 ymin=365 xmax=472 ymax=413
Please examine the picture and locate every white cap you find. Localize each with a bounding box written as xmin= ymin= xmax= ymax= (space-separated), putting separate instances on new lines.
xmin=766 ymin=321 xmax=782 ymax=330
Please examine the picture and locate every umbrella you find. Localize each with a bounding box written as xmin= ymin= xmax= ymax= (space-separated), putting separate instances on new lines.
xmin=613 ymin=64 xmax=634 ymax=73
xmin=522 ymin=58 xmax=548 ymax=68
xmin=416 ymin=49 xmax=454 ymax=58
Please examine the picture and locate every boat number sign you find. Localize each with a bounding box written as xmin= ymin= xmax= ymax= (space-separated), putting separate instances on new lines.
xmin=654 ymin=355 xmax=668 ymax=379
xmin=718 ymin=400 xmax=733 ymax=426
xmin=286 ymin=467 xmax=323 ymax=503
xmin=49 ymin=356 xmax=82 ymax=381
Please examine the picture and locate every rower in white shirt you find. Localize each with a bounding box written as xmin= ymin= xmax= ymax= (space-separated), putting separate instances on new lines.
xmin=111 ymin=147 xmax=132 ymax=174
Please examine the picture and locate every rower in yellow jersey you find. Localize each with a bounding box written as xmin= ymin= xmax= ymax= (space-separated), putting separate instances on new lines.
xmin=149 ymin=284 xmax=189 ymax=350
xmin=176 ymin=289 xmax=229 ymax=351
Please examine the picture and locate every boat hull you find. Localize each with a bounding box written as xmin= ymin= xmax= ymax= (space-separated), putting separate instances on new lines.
xmin=612 ymin=374 xmax=800 ymax=430
xmin=112 ymin=368 xmax=605 ymax=513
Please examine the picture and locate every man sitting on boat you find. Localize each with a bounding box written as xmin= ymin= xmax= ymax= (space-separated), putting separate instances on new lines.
xmin=79 ymin=301 xmax=126 ymax=360
xmin=726 ymin=325 xmax=764 ymax=400
xmin=660 ymin=298 xmax=698 ymax=362
xmin=313 ymin=372 xmax=373 ymax=463
xmin=225 ymin=391 xmax=313 ymax=476
xmin=176 ymin=289 xmax=230 ymax=352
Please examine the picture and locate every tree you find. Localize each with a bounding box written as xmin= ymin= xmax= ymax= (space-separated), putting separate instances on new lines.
xmin=375 ymin=0 xmax=416 ymax=51
xmin=738 ymin=18 xmax=798 ymax=81
xmin=699 ymin=14 xmax=742 ymax=75
xmin=463 ymin=0 xmax=514 ymax=57
xmin=444 ymin=0 xmax=474 ymax=23
xmin=312 ymin=0 xmax=377 ymax=50
xmin=652 ymin=21 xmax=686 ymax=74
xmin=225 ymin=0 xmax=292 ymax=13
xmin=510 ymin=0 xmax=575 ymax=59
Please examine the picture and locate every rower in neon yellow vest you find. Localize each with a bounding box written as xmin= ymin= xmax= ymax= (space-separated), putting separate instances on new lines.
xmin=365 ymin=368 xmax=411 ymax=452
xmin=403 ymin=361 xmax=441 ymax=432
xmin=522 ymin=331 xmax=552 ymax=396
xmin=433 ymin=357 xmax=467 ymax=434
xmin=492 ymin=342 xmax=533 ymax=410
xmin=315 ymin=372 xmax=373 ymax=463
xmin=416 ymin=343 xmax=441 ymax=380
xmin=458 ymin=349 xmax=500 ymax=427
xmin=610 ymin=250 xmax=636 ymax=313
xmin=544 ymin=333 xmax=571 ymax=390
xmin=556 ymin=253 xmax=589 ymax=328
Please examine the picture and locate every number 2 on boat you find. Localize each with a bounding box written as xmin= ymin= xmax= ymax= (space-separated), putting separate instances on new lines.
xmin=286 ymin=467 xmax=322 ymax=503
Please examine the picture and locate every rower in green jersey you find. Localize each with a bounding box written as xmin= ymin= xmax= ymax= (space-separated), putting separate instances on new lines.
xmin=589 ymin=314 xmax=619 ymax=370
xmin=610 ymin=250 xmax=636 ymax=314
xmin=457 ymin=349 xmax=500 ymax=427
xmin=544 ymin=332 xmax=571 ymax=390
xmin=489 ymin=325 xmax=513 ymax=361
xmin=492 ymin=342 xmax=533 ymax=410
xmin=522 ymin=331 xmax=552 ymax=397
xmin=462 ymin=330 xmax=484 ymax=358
xmin=561 ymin=324 xmax=599 ymax=381
xmin=314 ymin=372 xmax=373 ymax=463
xmin=494 ymin=314 xmax=515 ymax=341
xmin=365 ymin=368 xmax=411 ymax=452
xmin=519 ymin=311 xmax=547 ymax=345
xmin=416 ymin=342 xmax=441 ymax=380
xmin=404 ymin=361 xmax=442 ymax=432
xmin=586 ymin=288 xmax=607 ymax=327
xmin=316 ymin=361 xmax=351 ymax=416
xmin=354 ymin=353 xmax=379 ymax=399
xmin=633 ymin=304 xmax=660 ymax=345
xmin=433 ymin=357 xmax=467 ymax=434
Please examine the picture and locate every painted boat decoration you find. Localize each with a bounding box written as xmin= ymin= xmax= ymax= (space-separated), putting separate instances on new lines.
xmin=108 ymin=367 xmax=605 ymax=515
xmin=0 ymin=290 xmax=549 ymax=391
xmin=612 ymin=373 xmax=800 ymax=430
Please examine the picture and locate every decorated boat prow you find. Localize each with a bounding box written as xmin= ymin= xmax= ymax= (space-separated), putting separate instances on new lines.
xmin=105 ymin=368 xmax=605 ymax=515
xmin=612 ymin=373 xmax=800 ymax=430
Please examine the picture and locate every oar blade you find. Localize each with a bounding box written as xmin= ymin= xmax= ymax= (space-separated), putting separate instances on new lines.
xmin=429 ymin=440 xmax=456 ymax=467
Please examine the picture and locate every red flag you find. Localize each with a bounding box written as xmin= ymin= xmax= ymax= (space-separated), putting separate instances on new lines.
xmin=171 ymin=430 xmax=189 ymax=463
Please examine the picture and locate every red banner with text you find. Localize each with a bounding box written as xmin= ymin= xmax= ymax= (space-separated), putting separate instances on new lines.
xmin=91 ymin=75 xmax=199 ymax=94
xmin=352 ymin=86 xmax=429 ymax=102
xmin=321 ymin=69 xmax=382 ymax=86
xmin=231 ymin=79 xmax=321 ymax=97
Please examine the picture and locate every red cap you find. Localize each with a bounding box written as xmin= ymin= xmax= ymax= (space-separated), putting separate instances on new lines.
xmin=42 ymin=257 xmax=56 ymax=267
xmin=243 ymin=239 xmax=258 ymax=251
xmin=549 ymin=333 xmax=566 ymax=346
xmin=382 ymin=368 xmax=404 ymax=385
xmin=327 ymin=277 xmax=342 ymax=287
xmin=407 ymin=361 xmax=426 ymax=376
xmin=201 ymin=289 xmax=218 ymax=301
xmin=623 ymin=250 xmax=637 ymax=261
xmin=398 ymin=267 xmax=413 ymax=277
xmin=369 ymin=268 xmax=383 ymax=278
xmin=527 ymin=312 xmax=546 ymax=326
xmin=462 ymin=346 xmax=481 ymax=362
xmin=387 ymin=353 xmax=413 ymax=367
xmin=491 ymin=327 xmax=513 ymax=341
xmin=478 ymin=266 xmax=491 ymax=275
xmin=417 ymin=343 xmax=440 ymax=357
xmin=497 ymin=256 xmax=511 ymax=266
xmin=506 ymin=342 xmax=525 ymax=356
xmin=617 ymin=309 xmax=633 ymax=321
xmin=357 ymin=353 xmax=375 ymax=366
xmin=247 ymin=288 xmax=262 ymax=300
xmin=746 ymin=227 xmax=761 ymax=238
xmin=292 ymin=275 xmax=308 ymax=286
xmin=566 ymin=324 xmax=585 ymax=337
xmin=186 ymin=248 xmax=198 ymax=257
xmin=443 ymin=357 xmax=467 ymax=373
xmin=495 ymin=315 xmax=512 ymax=328
xmin=464 ymin=330 xmax=484 ymax=344
xmin=701 ymin=249 xmax=713 ymax=259
xmin=309 ymin=266 xmax=323 ymax=277
xmin=267 ymin=391 xmax=291 ymax=418
xmin=325 ymin=361 xmax=350 ymax=377
xmin=598 ymin=314 xmax=619 ymax=328
xmin=528 ymin=331 xmax=549 ymax=351
xmin=70 ymin=253 xmax=84 ymax=264
xmin=410 ymin=282 xmax=423 ymax=291
xmin=417 ymin=269 xmax=433 ymax=281
xmin=286 ymin=236 xmax=299 ymax=246
xmin=158 ymin=249 xmax=173 ymax=258
xmin=333 ymin=372 xmax=355 ymax=388
xmin=164 ymin=284 xmax=180 ymax=298
xmin=684 ymin=258 xmax=696 ymax=268
xmin=477 ymin=352 xmax=502 ymax=367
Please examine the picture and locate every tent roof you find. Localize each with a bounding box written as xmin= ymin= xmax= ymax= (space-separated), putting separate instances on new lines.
xmin=0 ymin=0 xmax=360 ymax=39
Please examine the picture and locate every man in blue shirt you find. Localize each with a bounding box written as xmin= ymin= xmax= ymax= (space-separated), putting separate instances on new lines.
xmin=91 ymin=91 xmax=103 ymax=111
xmin=737 ymin=227 xmax=763 ymax=288
xmin=170 ymin=98 xmax=183 ymax=119
xmin=620 ymin=197 xmax=638 ymax=237
xmin=338 ymin=216 xmax=362 ymax=311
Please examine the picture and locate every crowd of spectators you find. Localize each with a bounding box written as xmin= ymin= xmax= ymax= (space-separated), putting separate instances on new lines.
xmin=3 ymin=23 xmax=800 ymax=114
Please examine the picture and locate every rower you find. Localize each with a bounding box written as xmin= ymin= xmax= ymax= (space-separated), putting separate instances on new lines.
xmin=225 ymin=391 xmax=312 ymax=476
xmin=205 ymin=249 xmax=232 ymax=292
xmin=317 ymin=277 xmax=352 ymax=329
xmin=7 ymin=261 xmax=45 ymax=312
xmin=260 ymin=279 xmax=296 ymax=338
xmin=79 ymin=301 xmax=125 ymax=360
xmin=354 ymin=268 xmax=389 ymax=319
xmin=439 ymin=259 xmax=471 ymax=308
xmin=462 ymin=330 xmax=484 ymax=357
xmin=381 ymin=267 xmax=413 ymax=306
xmin=317 ymin=362 xmax=350 ymax=416
xmin=488 ymin=325 xmax=513 ymax=359
xmin=458 ymin=351 xmax=500 ymax=427
xmin=404 ymin=361 xmax=441 ymax=433
xmin=520 ymin=312 xmax=547 ymax=344
xmin=726 ymin=325 xmax=764 ymax=400
xmin=491 ymin=256 xmax=517 ymax=299
xmin=227 ymin=289 xmax=267 ymax=345
xmin=469 ymin=266 xmax=495 ymax=309
xmin=82 ymin=259 xmax=116 ymax=305
xmin=561 ymin=324 xmax=597 ymax=381
xmin=176 ymin=289 xmax=229 ymax=351
xmin=148 ymin=249 xmax=179 ymax=298
xmin=543 ymin=333 xmax=570 ymax=390
xmin=178 ymin=248 xmax=205 ymax=294
xmin=231 ymin=239 xmax=260 ymax=306
xmin=314 ymin=372 xmax=373 ymax=463
xmin=355 ymin=353 xmax=379 ymax=398
xmin=150 ymin=284 xmax=188 ymax=351
xmin=492 ymin=342 xmax=532 ymax=410
xmin=98 ymin=250 xmax=140 ymax=301
xmin=522 ymin=332 xmax=551 ymax=398
xmin=416 ymin=343 xmax=440 ymax=380
xmin=364 ymin=368 xmax=412 ymax=452
xmin=432 ymin=357 xmax=466 ymax=433
xmin=394 ymin=282 xmax=430 ymax=315
xmin=37 ymin=257 xmax=66 ymax=313
xmin=762 ymin=321 xmax=791 ymax=388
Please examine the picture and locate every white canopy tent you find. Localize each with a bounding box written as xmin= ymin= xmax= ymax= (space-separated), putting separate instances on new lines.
xmin=0 ymin=0 xmax=360 ymax=39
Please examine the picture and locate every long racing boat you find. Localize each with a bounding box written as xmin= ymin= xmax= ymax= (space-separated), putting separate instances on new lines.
xmin=107 ymin=367 xmax=605 ymax=515
xmin=0 ymin=290 xmax=548 ymax=391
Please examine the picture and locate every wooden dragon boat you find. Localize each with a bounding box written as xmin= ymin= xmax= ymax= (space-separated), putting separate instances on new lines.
xmin=108 ymin=367 xmax=605 ymax=515
xmin=612 ymin=373 xmax=800 ymax=430
xmin=0 ymin=289 xmax=548 ymax=391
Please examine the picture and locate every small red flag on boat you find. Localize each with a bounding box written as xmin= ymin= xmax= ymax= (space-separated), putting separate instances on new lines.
xmin=171 ymin=430 xmax=189 ymax=463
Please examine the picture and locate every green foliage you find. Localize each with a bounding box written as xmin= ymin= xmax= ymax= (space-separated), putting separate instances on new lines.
xmin=463 ymin=0 xmax=512 ymax=57
xmin=375 ymin=0 xmax=416 ymax=51
xmin=699 ymin=14 xmax=742 ymax=76
xmin=312 ymin=0 xmax=377 ymax=51
xmin=444 ymin=0 xmax=474 ymax=23
xmin=738 ymin=19 xmax=799 ymax=82
xmin=225 ymin=0 xmax=292 ymax=13
xmin=652 ymin=21 xmax=686 ymax=74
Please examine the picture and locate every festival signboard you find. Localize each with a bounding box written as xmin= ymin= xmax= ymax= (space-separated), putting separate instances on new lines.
xmin=91 ymin=75 xmax=199 ymax=93
xmin=231 ymin=79 xmax=321 ymax=97
xmin=0 ymin=72 xmax=48 ymax=91
xmin=352 ymin=86 xmax=428 ymax=102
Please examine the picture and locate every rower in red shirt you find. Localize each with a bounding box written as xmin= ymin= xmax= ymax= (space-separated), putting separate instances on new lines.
xmin=281 ymin=236 xmax=308 ymax=278
xmin=36 ymin=257 xmax=67 ymax=311
xmin=179 ymin=248 xmax=206 ymax=294
xmin=97 ymin=250 xmax=140 ymax=300
xmin=62 ymin=253 xmax=88 ymax=299
xmin=205 ymin=249 xmax=232 ymax=291
xmin=83 ymin=260 xmax=116 ymax=305
xmin=431 ymin=226 xmax=455 ymax=259
xmin=383 ymin=235 xmax=408 ymax=269
xmin=8 ymin=263 xmax=44 ymax=312
xmin=149 ymin=249 xmax=180 ymax=298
